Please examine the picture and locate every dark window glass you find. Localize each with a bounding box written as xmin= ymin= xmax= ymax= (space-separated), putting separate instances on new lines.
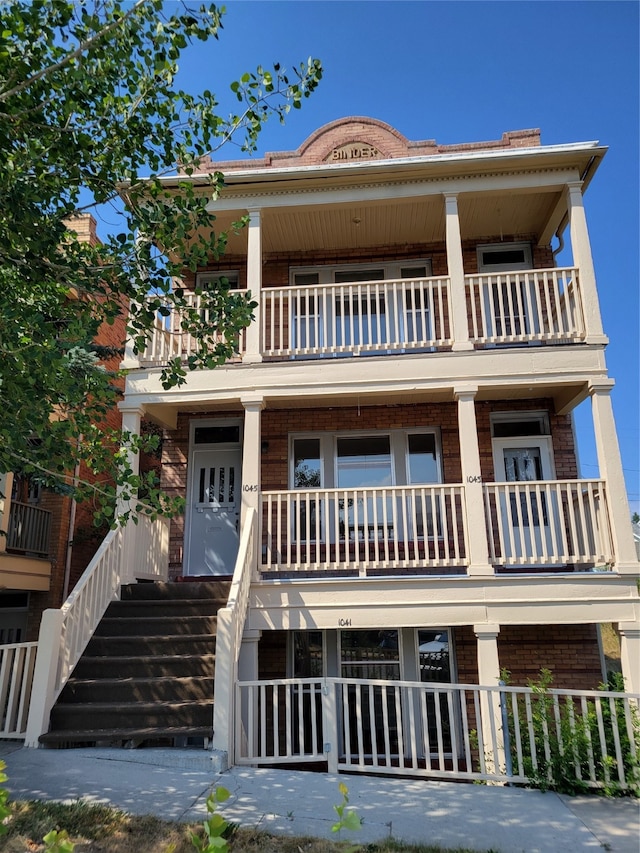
xmin=492 ymin=420 xmax=547 ymax=438
xmin=194 ymin=425 xmax=240 ymax=444
xmin=481 ymin=249 xmax=526 ymax=267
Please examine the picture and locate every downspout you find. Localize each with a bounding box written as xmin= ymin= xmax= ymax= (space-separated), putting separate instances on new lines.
xmin=62 ymin=448 xmax=82 ymax=602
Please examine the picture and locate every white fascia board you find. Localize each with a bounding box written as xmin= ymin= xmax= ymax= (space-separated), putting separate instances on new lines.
xmin=154 ymin=140 xmax=606 ymax=189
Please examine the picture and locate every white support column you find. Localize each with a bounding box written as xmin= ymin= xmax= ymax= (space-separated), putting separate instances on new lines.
xmin=455 ymin=386 xmax=493 ymax=575
xmin=243 ymin=209 xmax=263 ymax=363
xmin=566 ymin=182 xmax=607 ymax=345
xmin=120 ymin=300 xmax=140 ymax=370
xmin=444 ymin=193 xmax=472 ymax=351
xmin=474 ymin=623 xmax=505 ymax=777
xmin=589 ymin=381 xmax=639 ymax=573
xmin=117 ymin=405 xmax=144 ymax=585
xmin=618 ymin=623 xmax=640 ymax=694
xmin=238 ymin=628 xmax=261 ymax=764
xmin=24 ymin=608 xmax=64 ymax=747
xmin=240 ymin=396 xmax=264 ymax=528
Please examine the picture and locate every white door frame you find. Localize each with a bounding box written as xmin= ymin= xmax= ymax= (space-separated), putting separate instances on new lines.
xmin=184 ymin=419 xmax=243 ymax=576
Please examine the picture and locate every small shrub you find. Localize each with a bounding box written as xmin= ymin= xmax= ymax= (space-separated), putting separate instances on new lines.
xmin=503 ymin=668 xmax=640 ymax=796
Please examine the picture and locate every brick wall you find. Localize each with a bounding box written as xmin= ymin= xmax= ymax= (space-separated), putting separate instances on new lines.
xmin=179 ymin=235 xmax=553 ymax=289
xmin=255 ymin=624 xmax=602 ymax=690
xmin=195 ymin=119 xmax=541 ymax=174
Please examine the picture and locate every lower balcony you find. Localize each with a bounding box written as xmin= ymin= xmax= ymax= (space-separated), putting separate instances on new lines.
xmin=260 ymin=479 xmax=613 ymax=578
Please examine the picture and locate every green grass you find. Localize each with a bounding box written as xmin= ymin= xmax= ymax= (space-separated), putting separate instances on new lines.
xmin=0 ymin=799 xmax=491 ymax=853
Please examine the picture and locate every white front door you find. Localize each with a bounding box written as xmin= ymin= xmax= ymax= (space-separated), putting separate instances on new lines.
xmin=493 ymin=437 xmax=555 ymax=562
xmin=186 ymin=447 xmax=241 ymax=575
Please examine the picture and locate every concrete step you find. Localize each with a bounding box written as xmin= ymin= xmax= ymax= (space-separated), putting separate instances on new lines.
xmin=71 ymin=653 xmax=216 ymax=680
xmin=85 ymin=634 xmax=216 ymax=657
xmin=94 ymin=615 xmax=218 ymax=637
xmin=50 ymin=700 xmax=214 ymax=730
xmin=59 ymin=675 xmax=214 ymax=704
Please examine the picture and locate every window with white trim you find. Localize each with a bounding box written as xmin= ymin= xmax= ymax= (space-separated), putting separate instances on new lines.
xmin=289 ymin=260 xmax=434 ymax=352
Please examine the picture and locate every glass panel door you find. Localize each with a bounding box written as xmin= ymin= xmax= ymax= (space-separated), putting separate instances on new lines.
xmin=339 ymin=630 xmax=402 ymax=758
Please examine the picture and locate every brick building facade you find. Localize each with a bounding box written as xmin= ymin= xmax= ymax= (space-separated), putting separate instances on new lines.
xmin=116 ymin=117 xmax=639 ymax=767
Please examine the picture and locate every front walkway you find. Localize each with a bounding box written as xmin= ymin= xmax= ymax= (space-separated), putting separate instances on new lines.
xmin=1 ymin=744 xmax=638 ymax=852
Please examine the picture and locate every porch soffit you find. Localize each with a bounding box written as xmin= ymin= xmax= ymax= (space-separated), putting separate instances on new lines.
xmin=198 ymin=180 xmax=570 ymax=256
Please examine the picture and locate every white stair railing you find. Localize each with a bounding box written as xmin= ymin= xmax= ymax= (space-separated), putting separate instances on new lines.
xmin=212 ymin=507 xmax=257 ymax=763
xmin=24 ymin=514 xmax=169 ymax=746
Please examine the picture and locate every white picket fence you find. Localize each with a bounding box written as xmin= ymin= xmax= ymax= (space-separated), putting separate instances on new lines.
xmin=236 ymin=677 xmax=640 ymax=791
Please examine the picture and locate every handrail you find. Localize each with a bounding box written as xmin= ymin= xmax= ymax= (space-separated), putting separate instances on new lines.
xmin=212 ymin=506 xmax=257 ymax=761
xmin=261 ymin=484 xmax=467 ymax=573
xmin=25 ymin=514 xmax=169 ymax=746
xmin=262 ymin=275 xmax=452 ymax=357
xmin=236 ymin=675 xmax=640 ymax=790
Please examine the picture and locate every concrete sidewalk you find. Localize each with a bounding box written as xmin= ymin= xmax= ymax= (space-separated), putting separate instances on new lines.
xmin=1 ymin=744 xmax=638 ymax=852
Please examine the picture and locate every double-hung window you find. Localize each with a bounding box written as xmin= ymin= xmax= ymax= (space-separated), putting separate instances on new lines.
xmin=290 ymin=429 xmax=441 ymax=544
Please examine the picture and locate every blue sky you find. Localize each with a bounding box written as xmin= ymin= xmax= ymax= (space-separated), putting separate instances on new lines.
xmin=170 ymin=0 xmax=639 ymax=511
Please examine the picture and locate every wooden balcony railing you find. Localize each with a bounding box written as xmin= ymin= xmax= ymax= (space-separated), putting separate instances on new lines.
xmin=262 ymin=276 xmax=452 ymax=357
xmin=6 ymin=501 xmax=52 ymax=559
xmin=138 ymin=290 xmax=247 ymax=366
xmin=138 ymin=267 xmax=589 ymax=366
xmin=259 ymin=479 xmax=614 ymax=576
xmin=483 ymin=479 xmax=613 ymax=568
xmin=261 ymin=485 xmax=467 ymax=575
xmin=466 ymin=267 xmax=584 ymax=345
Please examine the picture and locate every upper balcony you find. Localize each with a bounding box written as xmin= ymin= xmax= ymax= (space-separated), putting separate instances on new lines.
xmin=128 ymin=126 xmax=608 ymax=378
xmin=139 ymin=265 xmax=585 ymax=366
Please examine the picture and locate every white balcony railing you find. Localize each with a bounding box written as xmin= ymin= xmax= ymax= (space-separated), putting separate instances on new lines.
xmin=262 ymin=276 xmax=452 ymax=357
xmin=25 ymin=514 xmax=169 ymax=745
xmin=138 ymin=268 xmax=591 ymax=366
xmin=138 ymin=291 xmax=247 ymax=366
xmin=261 ymin=485 xmax=467 ymax=575
xmin=466 ymin=267 xmax=585 ymax=345
xmin=484 ymin=479 xmax=613 ymax=568
xmin=236 ymin=676 xmax=640 ymax=791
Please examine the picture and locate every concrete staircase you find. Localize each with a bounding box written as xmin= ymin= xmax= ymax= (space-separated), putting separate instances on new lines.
xmin=39 ymin=581 xmax=231 ymax=748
